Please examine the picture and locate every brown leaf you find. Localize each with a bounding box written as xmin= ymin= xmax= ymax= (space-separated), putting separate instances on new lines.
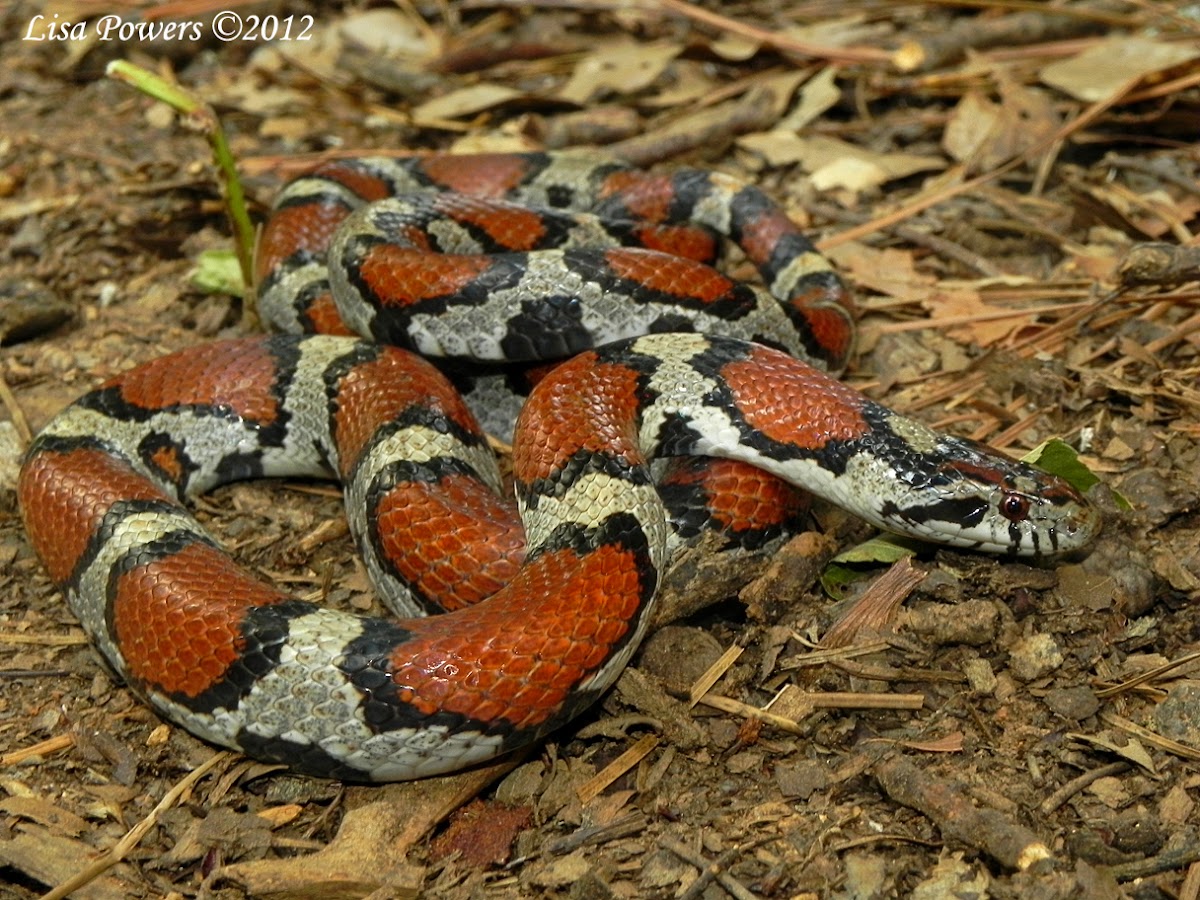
xmin=412 ymin=84 xmax=525 ymax=124
xmin=1039 ymin=36 xmax=1200 ymax=102
xmin=0 ymin=795 xmax=89 ymax=837
xmin=558 ymin=40 xmax=682 ymax=105
xmin=739 ymin=134 xmax=943 ymax=194
xmin=944 ymin=76 xmax=1059 ymax=173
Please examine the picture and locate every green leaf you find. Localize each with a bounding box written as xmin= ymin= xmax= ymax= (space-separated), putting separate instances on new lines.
xmin=190 ymin=248 xmax=247 ymax=297
xmin=819 ymin=564 xmax=859 ymax=600
xmin=1023 ymin=438 xmax=1130 ymax=510
xmin=820 ymin=534 xmax=921 ymax=598
xmin=831 ymin=533 xmax=921 ymax=565
xmin=1022 ymin=438 xmax=1097 ymax=490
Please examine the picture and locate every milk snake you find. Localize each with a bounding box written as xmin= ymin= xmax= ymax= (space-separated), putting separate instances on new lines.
xmin=18 ymin=153 xmax=1100 ymax=781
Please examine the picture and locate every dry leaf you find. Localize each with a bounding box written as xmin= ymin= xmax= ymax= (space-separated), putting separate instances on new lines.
xmin=831 ymin=245 xmax=1019 ymax=347
xmin=831 ymin=244 xmax=933 ymax=302
xmin=558 ymin=40 xmax=682 ymax=105
xmin=0 ymin=795 xmax=89 ymax=836
xmin=928 ymin=286 xmax=1017 ymax=347
xmin=709 ymin=33 xmax=760 ymax=61
xmin=778 ymin=66 xmax=841 ymax=132
xmin=339 ymin=8 xmax=433 ymax=57
xmin=212 ymin=78 xmax=310 ymax=116
xmin=779 ymin=14 xmax=883 ymax=50
xmin=943 ymin=76 xmax=1058 ymax=172
xmin=257 ymin=803 xmax=303 ymax=828
xmin=1068 ymin=730 xmax=1157 ymax=773
xmin=1039 ymin=36 xmax=1200 ymax=102
xmin=738 ymin=133 xmax=943 ymax=193
xmin=412 ymin=83 xmax=524 ymax=123
xmin=641 ymin=59 xmax=718 ymax=108
xmin=896 ymin=732 xmax=966 ymax=753
xmin=943 ymin=90 xmax=1001 ymax=163
xmin=0 ymin=827 xmax=127 ymax=900
xmin=1075 ymin=181 xmax=1200 ymax=241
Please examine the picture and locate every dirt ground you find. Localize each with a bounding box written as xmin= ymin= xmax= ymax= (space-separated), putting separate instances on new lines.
xmin=1 ymin=1 xmax=1199 ymax=898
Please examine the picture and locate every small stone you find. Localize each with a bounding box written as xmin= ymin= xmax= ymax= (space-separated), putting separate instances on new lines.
xmin=725 ymin=750 xmax=764 ymax=775
xmin=1057 ymin=564 xmax=1117 ymax=611
xmin=1064 ymin=828 xmax=1132 ymax=866
xmin=774 ymin=759 xmax=830 ymax=800
xmin=993 ymin=671 xmax=1018 ymax=703
xmin=1159 ymin=784 xmax=1196 ymax=827
xmin=0 ymin=278 xmax=72 ymax=344
xmin=910 ymin=851 xmax=990 ymax=899
xmin=639 ymin=849 xmax=691 ymax=890
xmin=1087 ymin=776 xmax=1131 ymax=809
xmin=1151 ymin=681 xmax=1200 ymax=745
xmin=0 ymin=422 xmax=23 ymax=496
xmin=1044 ymin=685 xmax=1100 ymax=721
xmin=1110 ymin=806 xmax=1165 ymax=855
xmin=1007 ymin=633 xmax=1064 ymax=682
xmin=915 ymin=567 xmax=964 ymax=602
xmin=962 ymin=658 xmax=997 ymax=694
xmin=496 ymin=760 xmax=547 ymax=805
xmin=531 ymin=852 xmax=593 ymax=890
xmin=567 ymin=872 xmax=616 ymax=900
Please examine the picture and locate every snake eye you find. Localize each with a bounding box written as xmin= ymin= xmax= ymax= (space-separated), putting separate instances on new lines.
xmin=999 ymin=492 xmax=1031 ymax=522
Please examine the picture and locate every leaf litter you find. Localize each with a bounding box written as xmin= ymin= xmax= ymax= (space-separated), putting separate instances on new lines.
xmin=1 ymin=1 xmax=1199 ymax=898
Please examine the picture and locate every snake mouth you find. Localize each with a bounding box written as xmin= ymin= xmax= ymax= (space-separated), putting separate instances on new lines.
xmin=1004 ymin=496 xmax=1103 ymax=560
xmin=1056 ymin=501 xmax=1104 ymax=552
xmin=875 ymin=486 xmax=1102 ymax=559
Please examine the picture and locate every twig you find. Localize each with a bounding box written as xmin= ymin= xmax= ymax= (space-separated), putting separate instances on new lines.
xmin=606 ymin=84 xmax=784 ymax=167
xmin=540 ymin=813 xmax=647 ymax=857
xmin=661 ymin=835 xmax=764 ymax=900
xmin=771 ymin=686 xmax=926 ymax=712
xmin=778 ymin=640 xmax=892 ymax=671
xmin=0 ymin=631 xmax=88 ymax=646
xmin=892 ymin=0 xmax=1127 ymax=73
xmin=875 ymin=756 xmax=1053 ymax=871
xmin=1118 ymin=244 xmax=1200 ymax=289
xmin=1095 ymin=650 xmax=1200 ymax=699
xmin=875 ymin=300 xmax=1092 ymax=335
xmin=1102 ymin=711 xmax=1200 ymax=762
xmin=687 ymin=644 xmax=742 ymax=707
xmin=1106 ymin=845 xmax=1200 ymax=883
xmin=576 ymin=734 xmax=660 ymax=804
xmin=1039 ymin=761 xmax=1130 ymax=815
xmin=1181 ymin=861 xmax=1200 ymax=900
xmin=41 ymin=752 xmax=230 ymax=900
xmin=697 ymin=693 xmax=807 ymax=734
xmin=698 ymin=688 xmax=923 ymax=737
xmin=655 ymin=0 xmax=889 ymax=65
xmin=1 ymin=734 xmax=75 ymax=767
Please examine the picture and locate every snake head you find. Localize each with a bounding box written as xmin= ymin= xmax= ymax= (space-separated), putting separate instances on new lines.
xmin=864 ymin=430 xmax=1101 ymax=560
xmin=928 ymin=442 xmax=1102 ymax=558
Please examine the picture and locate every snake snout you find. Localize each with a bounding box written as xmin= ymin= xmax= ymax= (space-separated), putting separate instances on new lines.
xmin=1018 ymin=477 xmax=1102 ymax=558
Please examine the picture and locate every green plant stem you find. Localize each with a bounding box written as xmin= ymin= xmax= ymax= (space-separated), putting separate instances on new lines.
xmin=106 ymin=59 xmax=258 ymax=324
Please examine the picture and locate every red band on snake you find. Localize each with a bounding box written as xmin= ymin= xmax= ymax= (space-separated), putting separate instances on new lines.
xmin=19 ymin=153 xmax=1099 ymax=781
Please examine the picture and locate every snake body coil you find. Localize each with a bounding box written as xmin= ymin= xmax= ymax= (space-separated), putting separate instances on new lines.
xmin=18 ymin=153 xmax=1099 ymax=780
